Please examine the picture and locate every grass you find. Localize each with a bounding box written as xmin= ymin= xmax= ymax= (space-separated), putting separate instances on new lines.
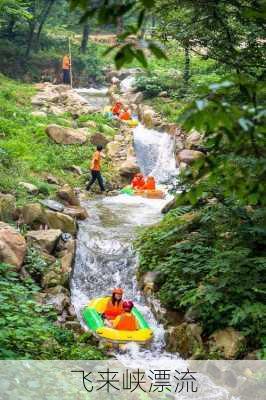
xmin=0 ymin=73 xmax=117 ymax=205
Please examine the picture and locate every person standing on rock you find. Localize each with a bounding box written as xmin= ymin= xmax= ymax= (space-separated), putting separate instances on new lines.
xmin=86 ymin=145 xmax=105 ymax=192
xmin=62 ymin=54 xmax=71 ymax=85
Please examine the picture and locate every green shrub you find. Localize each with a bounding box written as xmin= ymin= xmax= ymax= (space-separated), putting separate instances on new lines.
xmin=0 ymin=263 xmax=104 ymax=359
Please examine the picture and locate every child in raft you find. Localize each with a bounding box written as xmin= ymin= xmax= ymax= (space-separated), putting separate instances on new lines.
xmin=143 ymin=176 xmax=156 ymax=190
xmin=103 ymin=288 xmax=124 ymax=320
xmin=119 ymin=105 xmax=131 ymax=121
xmin=112 ymin=301 xmax=138 ymax=331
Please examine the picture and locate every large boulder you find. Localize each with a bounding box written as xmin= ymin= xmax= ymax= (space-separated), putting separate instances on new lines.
xmin=46 ymin=124 xmax=87 ymax=145
xmin=26 ymin=229 xmax=62 ymax=254
xmin=106 ymin=141 xmax=121 ymax=158
xmin=44 ymin=291 xmax=70 ymax=314
xmin=57 ymin=184 xmax=80 ymax=206
xmin=0 ymin=222 xmax=27 ymax=270
xmin=142 ymin=108 xmax=156 ymax=128
xmin=90 ymin=132 xmax=109 ymax=147
xmin=45 ymin=210 xmax=77 ymax=235
xmin=166 ymin=322 xmax=203 ymax=358
xmin=185 ymin=130 xmax=203 ymax=149
xmin=63 ymin=206 xmax=88 ymax=220
xmin=19 ymin=182 xmax=39 ymax=195
xmin=177 ymin=149 xmax=204 ymax=164
xmin=21 ymin=203 xmax=45 ymax=227
xmin=209 ymin=328 xmax=246 ymax=359
xmin=119 ymin=157 xmax=140 ymax=178
xmin=0 ymin=193 xmax=16 ymax=221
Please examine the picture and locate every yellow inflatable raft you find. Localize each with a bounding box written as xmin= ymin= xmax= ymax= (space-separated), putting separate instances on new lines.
xmin=83 ymin=297 xmax=153 ymax=343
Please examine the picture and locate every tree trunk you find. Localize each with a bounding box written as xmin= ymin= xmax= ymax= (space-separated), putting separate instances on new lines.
xmin=116 ymin=16 xmax=123 ymax=36
xmin=80 ymin=22 xmax=90 ymax=53
xmin=25 ymin=21 xmax=36 ymax=57
xmin=35 ymin=0 xmax=56 ymax=50
xmin=183 ymin=43 xmax=190 ymax=90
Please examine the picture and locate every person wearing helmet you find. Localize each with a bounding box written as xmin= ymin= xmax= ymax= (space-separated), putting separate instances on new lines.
xmin=131 ymin=173 xmax=145 ymax=190
xmin=112 ymin=300 xmax=138 ymax=331
xmin=103 ymin=288 xmax=124 ymax=320
xmin=143 ymin=176 xmax=156 ymax=190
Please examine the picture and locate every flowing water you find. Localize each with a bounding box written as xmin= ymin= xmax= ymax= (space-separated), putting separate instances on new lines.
xmin=71 ymin=91 xmax=234 ymax=399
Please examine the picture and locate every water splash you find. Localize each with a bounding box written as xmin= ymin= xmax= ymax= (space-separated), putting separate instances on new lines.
xmin=133 ymin=124 xmax=179 ymax=184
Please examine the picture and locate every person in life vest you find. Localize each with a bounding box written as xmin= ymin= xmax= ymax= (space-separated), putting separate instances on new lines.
xmin=143 ymin=176 xmax=156 ymax=190
xmin=131 ymin=173 xmax=145 ymax=190
xmin=103 ymin=288 xmax=124 ymax=320
xmin=119 ymin=106 xmax=131 ymax=121
xmin=112 ymin=300 xmax=138 ymax=331
xmin=112 ymin=101 xmax=123 ymax=116
xmin=86 ymin=145 xmax=105 ymax=192
xmin=62 ymin=55 xmax=71 ymax=85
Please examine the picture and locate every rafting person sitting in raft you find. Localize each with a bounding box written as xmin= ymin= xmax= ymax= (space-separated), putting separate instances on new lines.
xmin=103 ymin=288 xmax=124 ymax=320
xmin=112 ymin=301 xmax=138 ymax=331
xmin=131 ymin=173 xmax=145 ymax=189
xmin=143 ymin=176 xmax=156 ymax=190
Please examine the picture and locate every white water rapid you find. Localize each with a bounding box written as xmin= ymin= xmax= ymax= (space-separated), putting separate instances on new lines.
xmin=71 ymin=91 xmax=235 ymax=400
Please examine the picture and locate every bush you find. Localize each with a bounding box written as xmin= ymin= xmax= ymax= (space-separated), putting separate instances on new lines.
xmin=136 ymin=203 xmax=266 ymax=351
xmin=0 ymin=263 xmax=104 ymax=359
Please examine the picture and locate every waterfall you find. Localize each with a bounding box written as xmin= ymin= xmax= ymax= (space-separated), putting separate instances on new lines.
xmin=133 ymin=124 xmax=179 ymax=184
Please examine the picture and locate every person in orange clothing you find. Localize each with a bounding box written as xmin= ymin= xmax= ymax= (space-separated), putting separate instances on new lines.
xmin=119 ymin=106 xmax=131 ymax=121
xmin=86 ymin=145 xmax=105 ymax=192
xmin=103 ymin=288 xmax=124 ymax=320
xmin=112 ymin=301 xmax=138 ymax=331
xmin=143 ymin=176 xmax=156 ymax=190
xmin=62 ymin=54 xmax=71 ymax=85
xmin=131 ymin=173 xmax=145 ymax=189
xmin=112 ymin=101 xmax=123 ymax=116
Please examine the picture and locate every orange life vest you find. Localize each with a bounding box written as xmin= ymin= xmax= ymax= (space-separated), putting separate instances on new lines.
xmin=132 ymin=176 xmax=145 ymax=189
xmin=113 ymin=313 xmax=138 ymax=331
xmin=104 ymin=299 xmax=123 ymax=320
xmin=143 ymin=177 xmax=156 ymax=190
xmin=112 ymin=102 xmax=122 ymax=115
xmin=90 ymin=150 xmax=101 ymax=171
xmin=119 ymin=110 xmax=131 ymax=121
xmin=62 ymin=56 xmax=70 ymax=70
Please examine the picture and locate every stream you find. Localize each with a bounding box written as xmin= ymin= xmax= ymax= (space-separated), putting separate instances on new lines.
xmin=71 ymin=89 xmax=236 ymax=399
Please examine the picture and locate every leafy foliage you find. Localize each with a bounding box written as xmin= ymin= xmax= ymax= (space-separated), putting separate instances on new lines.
xmin=0 ymin=263 xmax=104 ymax=359
xmin=136 ymin=203 xmax=266 ymax=351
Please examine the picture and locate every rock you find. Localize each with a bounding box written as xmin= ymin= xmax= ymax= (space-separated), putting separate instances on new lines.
xmin=64 ymin=321 xmax=83 ymax=334
xmin=57 ymin=184 xmax=80 ymax=206
xmin=46 ymin=124 xmax=87 ymax=145
xmin=48 ymin=105 xmax=65 ymax=116
xmin=141 ymin=271 xmax=160 ymax=295
xmin=42 ymin=269 xmax=67 ymax=288
xmin=44 ymin=292 xmax=70 ymax=314
xmin=69 ymin=165 xmax=83 ymax=175
xmin=80 ymin=120 xmax=97 ymax=129
xmin=0 ymin=222 xmax=27 ymax=270
xmin=119 ymin=157 xmax=140 ymax=178
xmin=63 ymin=206 xmax=88 ymax=220
xmin=143 ymin=108 xmax=156 ymax=128
xmin=166 ymin=322 xmax=203 ymax=358
xmin=40 ymin=199 xmax=65 ymax=212
xmin=209 ymin=328 xmax=246 ymax=359
xmin=90 ymin=132 xmax=109 ymax=147
xmin=179 ymin=162 xmax=188 ymax=172
xmin=45 ymin=210 xmax=77 ymax=235
xmin=31 ymin=110 xmax=47 ymax=118
xmin=21 ymin=203 xmax=45 ymax=227
xmin=19 ymin=182 xmax=39 ymax=195
xmin=127 ymin=92 xmax=143 ymax=104
xmin=45 ymin=174 xmax=60 ymax=185
xmin=120 ymin=76 xmax=136 ymax=93
xmin=106 ymin=141 xmax=121 ymax=158
xmin=26 ymin=229 xmax=62 ymax=254
xmin=177 ymin=149 xmax=204 ymax=164
xmin=68 ymin=305 xmax=76 ymax=318
xmin=161 ymin=198 xmax=176 ymax=214
xmin=185 ymin=130 xmax=203 ymax=149
xmin=184 ymin=306 xmax=200 ymax=323
xmin=159 ymin=91 xmax=168 ymax=97
xmin=0 ymin=193 xmax=16 ymax=221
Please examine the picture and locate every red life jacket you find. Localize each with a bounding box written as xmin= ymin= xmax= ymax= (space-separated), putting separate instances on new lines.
xmin=113 ymin=313 xmax=138 ymax=331
xmin=104 ymin=298 xmax=123 ymax=320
